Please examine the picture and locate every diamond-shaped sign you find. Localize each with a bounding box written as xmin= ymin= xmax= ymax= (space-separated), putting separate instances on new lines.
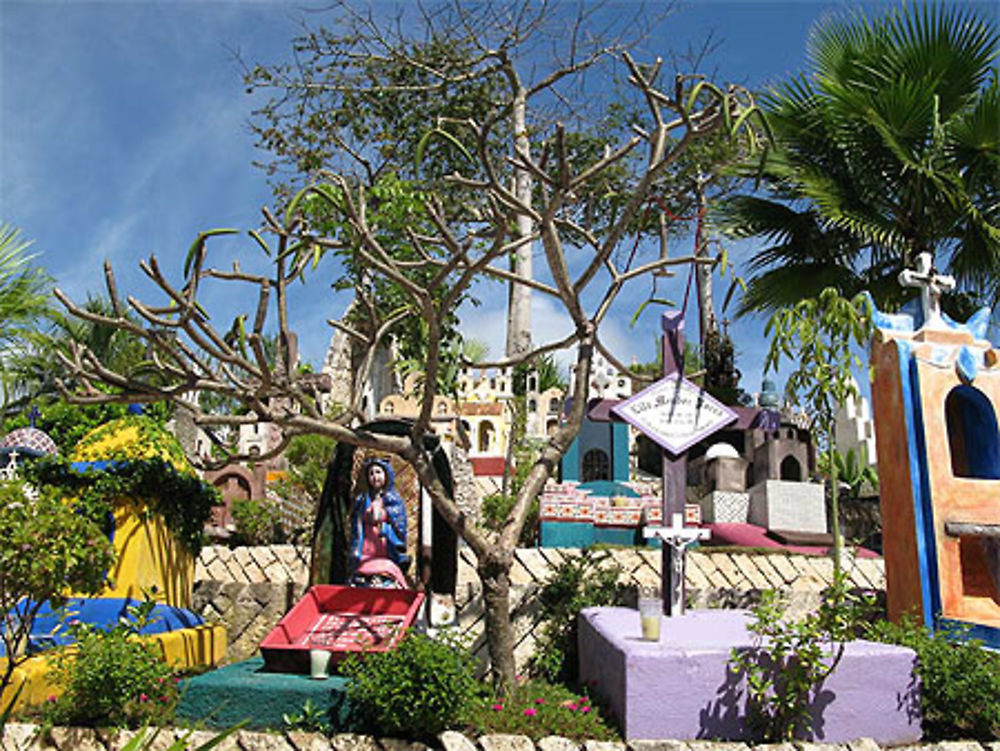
xmin=611 ymin=374 xmax=737 ymax=456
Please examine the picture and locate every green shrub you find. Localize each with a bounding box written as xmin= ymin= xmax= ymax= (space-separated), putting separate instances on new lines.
xmin=0 ymin=482 xmax=114 ymax=699
xmin=466 ymin=678 xmax=619 ymax=741
xmin=340 ymin=630 xmax=483 ymax=739
xmin=866 ymin=617 xmax=1000 ymax=740
xmin=529 ymin=550 xmax=626 ymax=684
xmin=41 ymin=600 xmax=179 ymax=728
xmin=231 ymin=497 xmax=282 ymax=545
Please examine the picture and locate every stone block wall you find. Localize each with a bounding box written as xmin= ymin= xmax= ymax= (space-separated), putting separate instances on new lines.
xmin=193 ymin=545 xmax=310 ymax=662
xmin=1 ymin=724 xmax=982 ymax=750
xmin=195 ymin=544 xmax=885 ymax=666
xmin=748 ymin=480 xmax=827 ymax=533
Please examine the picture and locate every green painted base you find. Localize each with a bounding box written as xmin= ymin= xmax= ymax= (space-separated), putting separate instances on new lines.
xmin=176 ymin=657 xmax=354 ymax=731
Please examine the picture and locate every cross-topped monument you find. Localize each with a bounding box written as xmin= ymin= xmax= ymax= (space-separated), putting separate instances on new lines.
xmin=898 ymin=252 xmax=955 ymax=330
xmin=613 ymin=311 xmax=735 ymax=615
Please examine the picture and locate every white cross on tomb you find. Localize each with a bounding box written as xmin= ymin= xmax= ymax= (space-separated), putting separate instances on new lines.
xmin=898 ymin=252 xmax=955 ymax=330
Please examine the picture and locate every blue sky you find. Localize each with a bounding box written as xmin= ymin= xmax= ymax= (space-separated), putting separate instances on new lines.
xmin=1 ymin=0 xmax=995 ymax=399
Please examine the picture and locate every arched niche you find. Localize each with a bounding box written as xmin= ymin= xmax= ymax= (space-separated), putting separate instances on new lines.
xmin=478 ymin=421 xmax=495 ymax=452
xmin=945 ymin=384 xmax=1000 ymax=479
xmin=309 ymin=419 xmax=457 ymax=595
xmin=582 ymin=448 xmax=610 ymax=482
xmin=780 ymin=455 xmax=802 ymax=481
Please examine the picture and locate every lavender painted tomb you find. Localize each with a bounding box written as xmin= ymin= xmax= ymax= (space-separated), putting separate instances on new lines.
xmin=578 ymin=607 xmax=921 ymax=743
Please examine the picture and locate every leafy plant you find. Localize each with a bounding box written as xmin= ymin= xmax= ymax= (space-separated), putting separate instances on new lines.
xmin=764 ymin=288 xmax=873 ymax=574
xmin=0 ymin=482 xmax=114 ymax=700
xmin=481 ymin=492 xmax=538 ymax=547
xmin=729 ymin=573 xmax=874 ymax=741
xmin=283 ymin=698 xmax=331 ymax=734
xmin=866 ymin=617 xmax=1000 ymax=740
xmin=340 ymin=630 xmax=483 ymax=739
xmin=41 ymin=599 xmax=180 ymax=729
xmin=278 ymin=434 xmax=336 ymax=501
xmin=466 ymin=678 xmax=619 ymax=741
xmin=231 ymin=497 xmax=283 ymax=546
xmin=817 ymin=447 xmax=878 ymax=499
xmin=529 ymin=550 xmax=626 ymax=684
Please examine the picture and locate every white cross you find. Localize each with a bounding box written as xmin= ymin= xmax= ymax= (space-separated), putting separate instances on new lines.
xmin=644 ymin=512 xmax=710 ymax=616
xmin=0 ymin=450 xmax=19 ymax=483
xmin=898 ymin=252 xmax=955 ymax=330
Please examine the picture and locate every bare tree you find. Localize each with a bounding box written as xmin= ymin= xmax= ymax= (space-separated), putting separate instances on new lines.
xmin=55 ymin=42 xmax=763 ymax=689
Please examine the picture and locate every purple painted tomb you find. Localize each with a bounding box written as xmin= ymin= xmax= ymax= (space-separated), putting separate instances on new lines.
xmin=578 ymin=607 xmax=921 ymax=743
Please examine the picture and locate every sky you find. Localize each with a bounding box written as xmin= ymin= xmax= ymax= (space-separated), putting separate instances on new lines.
xmin=1 ymin=0 xmax=996 ymax=401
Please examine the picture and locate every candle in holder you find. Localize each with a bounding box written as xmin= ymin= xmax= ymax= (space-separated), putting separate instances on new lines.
xmin=638 ymin=588 xmax=662 ymax=641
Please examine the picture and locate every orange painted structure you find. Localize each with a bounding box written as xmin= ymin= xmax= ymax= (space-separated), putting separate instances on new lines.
xmin=871 ymin=303 xmax=1000 ymax=641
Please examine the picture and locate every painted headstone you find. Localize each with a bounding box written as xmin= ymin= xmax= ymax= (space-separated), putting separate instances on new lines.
xmin=613 ymin=374 xmax=738 ymax=455
xmin=870 ymin=252 xmax=1000 ymax=644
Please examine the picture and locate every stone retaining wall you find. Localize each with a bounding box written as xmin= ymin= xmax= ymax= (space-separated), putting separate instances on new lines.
xmin=0 ymin=725 xmax=986 ymax=751
xmin=194 ymin=545 xmax=886 ymax=664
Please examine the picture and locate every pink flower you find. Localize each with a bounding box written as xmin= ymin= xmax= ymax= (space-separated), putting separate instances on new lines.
xmin=45 ymin=694 xmax=56 ymax=703
xmin=139 ymin=693 xmax=149 ymax=702
xmin=534 ymin=697 xmax=545 ymax=705
xmin=579 ymin=696 xmax=590 ymax=704
xmin=581 ymin=706 xmax=592 ymax=713
xmin=160 ymin=695 xmax=170 ymax=703
xmin=491 ymin=703 xmax=504 ymax=711
xmin=523 ymin=708 xmax=537 ymax=717
xmin=568 ymin=703 xmax=579 ymax=711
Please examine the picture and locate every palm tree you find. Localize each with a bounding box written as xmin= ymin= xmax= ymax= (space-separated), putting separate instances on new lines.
xmin=719 ymin=3 xmax=999 ymax=316
xmin=0 ymin=224 xmax=56 ymax=409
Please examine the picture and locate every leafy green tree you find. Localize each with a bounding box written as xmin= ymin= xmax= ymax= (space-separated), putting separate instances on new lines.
xmin=764 ymin=288 xmax=873 ymax=575
xmin=720 ymin=3 xmax=999 ymax=315
xmin=0 ymin=482 xmax=115 ymax=703
xmin=246 ymin=3 xmax=757 ymax=365
xmin=270 ymin=433 xmax=337 ymax=538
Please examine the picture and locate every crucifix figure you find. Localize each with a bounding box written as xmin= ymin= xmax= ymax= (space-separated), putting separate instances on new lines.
xmin=898 ymin=252 xmax=955 ymax=330
xmin=644 ymin=512 xmax=710 ymax=615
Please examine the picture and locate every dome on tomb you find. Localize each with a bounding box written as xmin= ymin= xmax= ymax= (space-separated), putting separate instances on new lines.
xmin=759 ymin=378 xmax=781 ymax=409
xmin=705 ymin=442 xmax=740 ymax=460
xmin=0 ymin=426 xmax=59 ymax=458
xmin=71 ymin=410 xmax=192 ymax=474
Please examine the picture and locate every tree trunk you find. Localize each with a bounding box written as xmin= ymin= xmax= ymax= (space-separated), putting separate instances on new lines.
xmin=506 ymin=88 xmax=533 ymax=358
xmin=694 ymin=176 xmax=716 ymax=344
xmin=828 ymin=427 xmax=843 ymax=579
xmin=478 ymin=546 xmax=517 ymax=694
